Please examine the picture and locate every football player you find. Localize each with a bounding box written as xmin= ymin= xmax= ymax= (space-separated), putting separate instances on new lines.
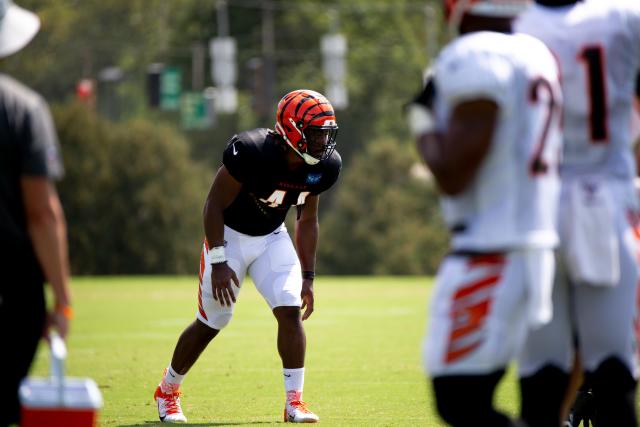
xmin=153 ymin=89 xmax=341 ymax=423
xmin=515 ymin=1 xmax=640 ymax=426
xmin=408 ymin=0 xmax=562 ymax=426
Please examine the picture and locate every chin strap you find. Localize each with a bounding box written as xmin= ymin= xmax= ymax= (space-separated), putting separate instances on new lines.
xmin=275 ymin=121 xmax=321 ymax=165
xmin=302 ymin=153 xmax=320 ymax=165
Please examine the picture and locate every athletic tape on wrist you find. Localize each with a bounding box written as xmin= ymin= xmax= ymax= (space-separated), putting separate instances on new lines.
xmin=208 ymin=246 xmax=226 ymax=264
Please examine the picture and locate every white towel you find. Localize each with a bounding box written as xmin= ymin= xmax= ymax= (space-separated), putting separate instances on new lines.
xmin=566 ymin=179 xmax=619 ymax=287
xmin=524 ymin=249 xmax=554 ymax=329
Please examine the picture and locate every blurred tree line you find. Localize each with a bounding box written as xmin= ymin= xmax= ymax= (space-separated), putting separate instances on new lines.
xmin=2 ymin=0 xmax=448 ymax=275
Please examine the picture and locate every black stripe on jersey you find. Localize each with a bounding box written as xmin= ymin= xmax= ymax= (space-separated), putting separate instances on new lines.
xmin=635 ymin=72 xmax=640 ymax=98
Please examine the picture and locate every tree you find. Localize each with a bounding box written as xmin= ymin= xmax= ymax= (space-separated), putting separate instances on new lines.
xmin=54 ymin=103 xmax=209 ymax=274
xmin=318 ymin=137 xmax=447 ymax=275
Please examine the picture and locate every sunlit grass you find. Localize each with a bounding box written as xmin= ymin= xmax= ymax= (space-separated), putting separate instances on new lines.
xmin=30 ymin=276 xmax=520 ymax=426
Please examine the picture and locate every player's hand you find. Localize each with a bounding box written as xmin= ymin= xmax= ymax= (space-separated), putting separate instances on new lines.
xmin=300 ymin=279 xmax=315 ymax=321
xmin=211 ymin=262 xmax=240 ymax=307
xmin=45 ymin=309 xmax=70 ymax=341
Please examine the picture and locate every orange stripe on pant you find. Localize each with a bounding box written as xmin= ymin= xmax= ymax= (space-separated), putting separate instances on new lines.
xmin=198 ymin=242 xmax=208 ymax=321
xmin=445 ymin=273 xmax=501 ymax=363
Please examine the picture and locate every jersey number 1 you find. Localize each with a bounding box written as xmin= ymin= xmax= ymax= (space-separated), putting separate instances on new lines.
xmin=578 ymin=46 xmax=608 ymax=143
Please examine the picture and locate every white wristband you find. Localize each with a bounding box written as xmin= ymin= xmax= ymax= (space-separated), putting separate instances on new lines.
xmin=407 ymin=103 xmax=436 ymax=137
xmin=208 ymin=246 xmax=226 ymax=264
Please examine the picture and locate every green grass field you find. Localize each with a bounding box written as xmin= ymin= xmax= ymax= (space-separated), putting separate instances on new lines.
xmin=30 ymin=276 xmax=520 ymax=426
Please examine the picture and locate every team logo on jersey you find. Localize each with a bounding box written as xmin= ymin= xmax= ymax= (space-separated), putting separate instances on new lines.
xmin=306 ymin=173 xmax=322 ymax=184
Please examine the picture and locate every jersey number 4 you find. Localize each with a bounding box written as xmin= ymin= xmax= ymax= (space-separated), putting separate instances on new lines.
xmin=260 ymin=190 xmax=310 ymax=207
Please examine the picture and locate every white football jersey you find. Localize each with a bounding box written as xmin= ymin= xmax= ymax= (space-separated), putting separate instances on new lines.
xmin=516 ymin=0 xmax=640 ymax=179
xmin=433 ymin=31 xmax=562 ymax=251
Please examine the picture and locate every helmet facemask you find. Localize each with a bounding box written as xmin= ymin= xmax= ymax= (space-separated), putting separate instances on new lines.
xmin=300 ymin=123 xmax=338 ymax=164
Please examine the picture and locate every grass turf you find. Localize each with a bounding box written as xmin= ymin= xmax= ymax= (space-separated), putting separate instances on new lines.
xmin=29 ymin=276 xmax=520 ymax=426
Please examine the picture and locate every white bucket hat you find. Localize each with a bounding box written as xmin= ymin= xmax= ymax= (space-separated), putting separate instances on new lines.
xmin=0 ymin=0 xmax=40 ymax=58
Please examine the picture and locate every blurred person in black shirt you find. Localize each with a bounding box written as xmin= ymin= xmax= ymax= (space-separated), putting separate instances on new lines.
xmin=0 ymin=1 xmax=72 ymax=425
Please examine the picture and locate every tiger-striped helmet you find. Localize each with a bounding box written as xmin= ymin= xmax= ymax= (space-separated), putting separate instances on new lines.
xmin=275 ymin=89 xmax=338 ymax=165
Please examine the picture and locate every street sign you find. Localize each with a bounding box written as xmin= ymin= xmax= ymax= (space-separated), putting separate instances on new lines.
xmin=160 ymin=67 xmax=181 ymax=111
xmin=181 ymin=91 xmax=213 ymax=130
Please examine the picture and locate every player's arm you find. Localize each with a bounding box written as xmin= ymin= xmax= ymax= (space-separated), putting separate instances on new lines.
xmin=203 ymin=165 xmax=242 ymax=306
xmin=295 ymin=195 xmax=319 ymax=320
xmin=21 ymin=177 xmax=72 ymax=338
xmin=416 ymin=99 xmax=498 ymax=195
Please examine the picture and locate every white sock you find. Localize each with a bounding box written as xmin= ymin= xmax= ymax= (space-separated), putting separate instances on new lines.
xmin=160 ymin=365 xmax=185 ymax=393
xmin=284 ymin=367 xmax=305 ymax=403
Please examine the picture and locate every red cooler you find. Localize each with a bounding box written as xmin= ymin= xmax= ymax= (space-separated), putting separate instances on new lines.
xmin=19 ymin=334 xmax=103 ymax=427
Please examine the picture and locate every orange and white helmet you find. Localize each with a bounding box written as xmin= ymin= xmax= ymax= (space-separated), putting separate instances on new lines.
xmin=444 ymin=0 xmax=530 ymax=32
xmin=275 ymin=89 xmax=338 ymax=165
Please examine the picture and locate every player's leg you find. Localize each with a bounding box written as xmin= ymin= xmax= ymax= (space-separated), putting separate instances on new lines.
xmin=575 ymin=209 xmax=639 ymax=427
xmin=433 ymin=371 xmax=515 ymax=427
xmin=273 ymin=306 xmax=305 ymax=368
xmin=425 ymin=251 xmax=530 ymax=427
xmin=155 ymin=320 xmax=219 ymax=423
xmin=155 ymin=233 xmax=247 ymax=423
xmin=518 ymin=253 xmax=572 ymax=427
xmin=1 ymin=270 xmax=46 ymax=426
xmin=249 ymin=226 xmax=318 ymax=423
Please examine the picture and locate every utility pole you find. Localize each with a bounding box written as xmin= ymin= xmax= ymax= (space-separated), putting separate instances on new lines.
xmin=425 ymin=4 xmax=438 ymax=65
xmin=261 ymin=0 xmax=276 ymax=120
xmin=210 ymin=0 xmax=237 ymax=113
xmin=191 ymin=42 xmax=205 ymax=90
xmin=217 ymin=0 xmax=229 ymax=37
xmin=321 ymin=8 xmax=348 ymax=109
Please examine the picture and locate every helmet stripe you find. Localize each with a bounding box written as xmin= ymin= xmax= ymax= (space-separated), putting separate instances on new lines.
xmin=307 ymin=111 xmax=335 ymax=124
xmin=293 ymin=95 xmax=316 ymax=118
xmin=301 ymin=102 xmax=332 ymax=123
xmin=277 ymin=93 xmax=303 ymax=128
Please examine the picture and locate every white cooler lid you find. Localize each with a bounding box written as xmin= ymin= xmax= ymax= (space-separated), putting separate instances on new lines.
xmin=20 ymin=377 xmax=103 ymax=409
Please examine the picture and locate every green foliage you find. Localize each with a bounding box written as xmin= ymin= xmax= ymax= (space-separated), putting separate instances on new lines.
xmin=3 ymin=0 xmax=450 ymax=275
xmin=318 ymin=138 xmax=448 ymax=275
xmin=54 ymin=103 xmax=208 ymax=274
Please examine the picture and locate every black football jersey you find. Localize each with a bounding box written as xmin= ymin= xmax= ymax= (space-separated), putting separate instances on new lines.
xmin=222 ymin=128 xmax=341 ymax=236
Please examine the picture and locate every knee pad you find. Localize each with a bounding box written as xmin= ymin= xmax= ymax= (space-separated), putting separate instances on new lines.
xmin=208 ymin=311 xmax=233 ymax=330
xmin=587 ymin=357 xmax=637 ymax=427
xmin=519 ymin=364 xmax=569 ymax=427
xmin=432 ymin=371 xmax=513 ymax=427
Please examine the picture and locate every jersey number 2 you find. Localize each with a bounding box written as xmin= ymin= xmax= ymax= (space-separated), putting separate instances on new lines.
xmin=529 ymin=77 xmax=558 ymax=175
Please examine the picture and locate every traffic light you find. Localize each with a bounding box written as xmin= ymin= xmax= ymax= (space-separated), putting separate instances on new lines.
xmin=147 ymin=63 xmax=163 ymax=108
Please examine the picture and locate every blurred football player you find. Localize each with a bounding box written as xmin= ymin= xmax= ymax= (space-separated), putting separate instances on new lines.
xmin=515 ymin=1 xmax=640 ymax=426
xmin=153 ymin=89 xmax=341 ymax=423
xmin=408 ymin=0 xmax=562 ymax=425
